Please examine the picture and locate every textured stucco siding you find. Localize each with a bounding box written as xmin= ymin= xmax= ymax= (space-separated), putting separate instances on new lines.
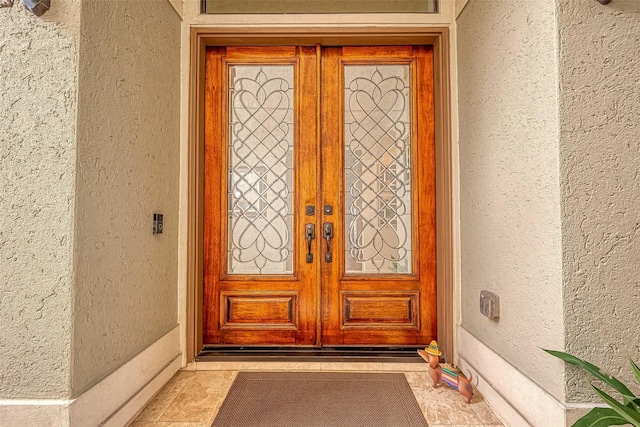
xmin=457 ymin=0 xmax=566 ymax=400
xmin=0 ymin=0 xmax=80 ymax=399
xmin=558 ymin=0 xmax=640 ymax=402
xmin=71 ymin=0 xmax=181 ymax=396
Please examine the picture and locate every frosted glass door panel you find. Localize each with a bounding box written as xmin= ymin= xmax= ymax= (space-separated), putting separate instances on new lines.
xmin=228 ymin=65 xmax=295 ymax=275
xmin=344 ymin=65 xmax=412 ymax=274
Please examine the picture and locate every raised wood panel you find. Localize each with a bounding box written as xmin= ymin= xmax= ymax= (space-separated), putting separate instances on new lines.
xmin=342 ymin=292 xmax=419 ymax=328
xmin=221 ymin=292 xmax=298 ymax=329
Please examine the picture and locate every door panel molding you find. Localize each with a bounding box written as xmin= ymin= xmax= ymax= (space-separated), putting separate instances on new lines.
xmin=221 ymin=291 xmax=299 ymax=330
xmin=188 ymin=26 xmax=453 ymax=361
xmin=341 ymin=291 xmax=420 ymax=329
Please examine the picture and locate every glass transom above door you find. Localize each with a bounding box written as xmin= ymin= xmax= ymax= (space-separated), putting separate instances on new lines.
xmin=203 ymin=0 xmax=438 ymax=14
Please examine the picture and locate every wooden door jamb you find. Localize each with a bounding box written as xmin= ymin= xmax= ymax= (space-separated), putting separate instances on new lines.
xmin=187 ymin=26 xmax=453 ymax=362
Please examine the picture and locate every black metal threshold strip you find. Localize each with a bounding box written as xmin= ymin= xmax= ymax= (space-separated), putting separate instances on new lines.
xmin=196 ymin=346 xmax=425 ymax=363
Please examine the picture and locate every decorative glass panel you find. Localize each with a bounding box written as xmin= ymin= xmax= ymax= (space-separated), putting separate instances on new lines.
xmin=204 ymin=0 xmax=438 ymax=14
xmin=228 ymin=65 xmax=294 ymax=274
xmin=344 ymin=65 xmax=412 ymax=274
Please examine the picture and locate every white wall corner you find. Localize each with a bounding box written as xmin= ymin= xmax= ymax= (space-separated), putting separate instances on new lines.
xmin=0 ymin=326 xmax=181 ymax=427
xmin=457 ymin=326 xmax=571 ymax=427
xmin=168 ymin=0 xmax=184 ymax=19
xmin=455 ymin=0 xmax=469 ymax=18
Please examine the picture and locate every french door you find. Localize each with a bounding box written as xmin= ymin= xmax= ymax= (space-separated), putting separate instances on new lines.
xmin=203 ymin=45 xmax=436 ymax=347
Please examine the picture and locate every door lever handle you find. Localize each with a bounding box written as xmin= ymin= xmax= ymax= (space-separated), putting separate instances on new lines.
xmin=305 ymin=223 xmax=315 ymax=263
xmin=323 ymin=222 xmax=334 ymax=263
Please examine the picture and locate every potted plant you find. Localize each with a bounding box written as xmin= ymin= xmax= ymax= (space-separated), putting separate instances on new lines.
xmin=545 ymin=349 xmax=640 ymax=426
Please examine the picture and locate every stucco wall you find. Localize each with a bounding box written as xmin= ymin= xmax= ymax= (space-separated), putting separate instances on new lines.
xmin=558 ymin=0 xmax=640 ymax=402
xmin=71 ymin=0 xmax=181 ymax=396
xmin=0 ymin=0 xmax=80 ymax=399
xmin=457 ymin=0 xmax=566 ymax=400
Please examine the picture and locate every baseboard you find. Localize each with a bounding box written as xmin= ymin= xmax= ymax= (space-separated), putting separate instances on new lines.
xmin=457 ymin=327 xmax=569 ymax=427
xmin=70 ymin=325 xmax=182 ymax=426
xmin=101 ymin=353 xmax=181 ymax=427
xmin=0 ymin=325 xmax=181 ymax=427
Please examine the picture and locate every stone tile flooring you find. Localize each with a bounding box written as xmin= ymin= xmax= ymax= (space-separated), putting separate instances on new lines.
xmin=130 ymin=363 xmax=503 ymax=427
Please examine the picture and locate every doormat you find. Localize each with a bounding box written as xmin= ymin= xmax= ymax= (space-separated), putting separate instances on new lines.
xmin=212 ymin=371 xmax=428 ymax=427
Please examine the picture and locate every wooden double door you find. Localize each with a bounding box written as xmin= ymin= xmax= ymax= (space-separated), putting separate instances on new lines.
xmin=203 ymin=45 xmax=436 ymax=347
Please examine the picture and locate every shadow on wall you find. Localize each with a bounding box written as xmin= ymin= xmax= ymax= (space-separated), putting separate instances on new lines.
xmin=597 ymin=0 xmax=640 ymax=12
xmin=0 ymin=0 xmax=50 ymax=16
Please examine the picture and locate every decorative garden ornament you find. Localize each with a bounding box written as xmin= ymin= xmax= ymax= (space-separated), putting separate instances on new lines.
xmin=418 ymin=340 xmax=475 ymax=402
xmin=458 ymin=372 xmax=474 ymax=403
xmin=424 ymin=340 xmax=442 ymax=365
xmin=418 ymin=340 xmax=443 ymax=387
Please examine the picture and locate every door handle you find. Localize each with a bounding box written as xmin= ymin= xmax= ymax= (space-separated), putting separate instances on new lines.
xmin=305 ymin=223 xmax=315 ymax=263
xmin=323 ymin=222 xmax=334 ymax=263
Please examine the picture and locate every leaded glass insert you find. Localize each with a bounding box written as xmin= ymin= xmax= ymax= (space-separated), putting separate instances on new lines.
xmin=228 ymin=65 xmax=294 ymax=274
xmin=344 ymin=65 xmax=412 ymax=274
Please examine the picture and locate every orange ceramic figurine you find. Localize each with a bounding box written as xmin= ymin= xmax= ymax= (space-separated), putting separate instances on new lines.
xmin=458 ymin=372 xmax=474 ymax=403
xmin=418 ymin=340 xmax=442 ymax=388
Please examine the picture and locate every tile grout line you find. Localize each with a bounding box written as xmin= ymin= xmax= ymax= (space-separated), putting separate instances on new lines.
xmin=156 ymin=372 xmax=197 ymax=423
xmin=204 ymin=371 xmax=238 ymax=426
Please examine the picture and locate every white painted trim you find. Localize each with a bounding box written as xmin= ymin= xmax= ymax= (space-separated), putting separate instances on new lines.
xmin=457 ymin=327 xmax=577 ymax=427
xmin=182 ymin=0 xmax=457 ymax=26
xmin=71 ymin=325 xmax=181 ymax=426
xmin=0 ymin=326 xmax=181 ymax=427
xmin=102 ymin=355 xmax=181 ymax=427
xmin=177 ymin=6 xmax=462 ymax=368
xmin=449 ymin=4 xmax=462 ymax=370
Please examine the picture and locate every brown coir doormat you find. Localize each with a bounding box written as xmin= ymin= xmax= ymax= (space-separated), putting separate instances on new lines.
xmin=212 ymin=371 xmax=428 ymax=427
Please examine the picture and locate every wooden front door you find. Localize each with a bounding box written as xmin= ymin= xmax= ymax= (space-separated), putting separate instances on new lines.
xmin=203 ymin=45 xmax=436 ymax=347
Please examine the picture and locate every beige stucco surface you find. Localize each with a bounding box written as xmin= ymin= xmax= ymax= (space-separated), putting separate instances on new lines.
xmin=71 ymin=0 xmax=181 ymax=396
xmin=0 ymin=0 xmax=80 ymax=399
xmin=558 ymin=0 xmax=640 ymax=402
xmin=2 ymin=0 xmax=638 ymax=422
xmin=457 ymin=0 xmax=566 ymax=400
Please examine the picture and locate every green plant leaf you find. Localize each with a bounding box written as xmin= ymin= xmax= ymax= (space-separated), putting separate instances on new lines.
xmin=591 ymin=385 xmax=640 ymax=427
xmin=631 ymin=358 xmax=640 ymax=386
xmin=572 ymin=407 xmax=635 ymax=427
xmin=544 ymin=350 xmax=638 ymax=407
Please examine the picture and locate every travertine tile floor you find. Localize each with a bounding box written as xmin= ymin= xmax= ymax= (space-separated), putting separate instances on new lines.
xmin=130 ymin=363 xmax=503 ymax=427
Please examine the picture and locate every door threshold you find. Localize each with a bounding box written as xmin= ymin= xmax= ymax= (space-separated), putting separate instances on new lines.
xmin=196 ymin=346 xmax=425 ymax=363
